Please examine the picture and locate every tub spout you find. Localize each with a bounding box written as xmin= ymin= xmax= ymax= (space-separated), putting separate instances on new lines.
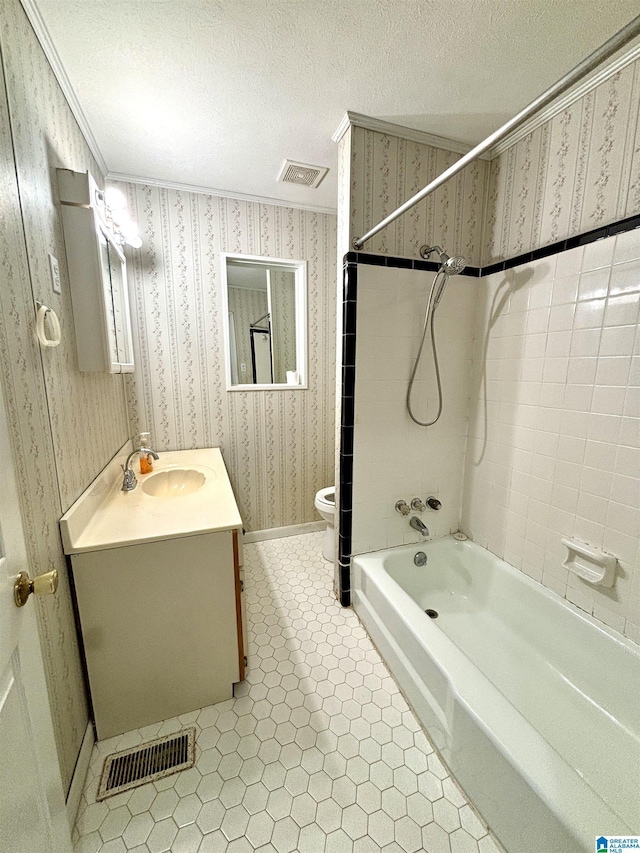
xmin=409 ymin=516 xmax=429 ymax=537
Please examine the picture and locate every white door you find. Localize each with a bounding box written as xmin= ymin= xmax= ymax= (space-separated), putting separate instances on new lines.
xmin=0 ymin=376 xmax=73 ymax=853
xmin=252 ymin=330 xmax=273 ymax=384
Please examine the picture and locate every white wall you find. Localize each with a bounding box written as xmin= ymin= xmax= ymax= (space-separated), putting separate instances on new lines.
xmin=463 ymin=229 xmax=640 ymax=642
xmin=352 ymin=264 xmax=478 ymax=554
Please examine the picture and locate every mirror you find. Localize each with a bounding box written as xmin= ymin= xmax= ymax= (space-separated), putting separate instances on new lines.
xmin=222 ymin=254 xmax=307 ymax=389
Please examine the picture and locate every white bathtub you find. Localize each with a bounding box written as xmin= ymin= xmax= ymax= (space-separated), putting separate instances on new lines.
xmin=352 ymin=536 xmax=640 ymax=853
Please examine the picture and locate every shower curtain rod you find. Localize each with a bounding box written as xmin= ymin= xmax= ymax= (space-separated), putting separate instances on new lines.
xmin=353 ymin=14 xmax=640 ymax=250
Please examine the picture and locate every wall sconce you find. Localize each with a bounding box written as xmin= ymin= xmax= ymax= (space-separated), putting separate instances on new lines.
xmin=94 ymin=186 xmax=143 ymax=248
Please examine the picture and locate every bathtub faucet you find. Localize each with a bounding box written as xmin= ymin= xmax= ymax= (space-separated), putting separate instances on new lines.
xmin=409 ymin=516 xmax=429 ymax=537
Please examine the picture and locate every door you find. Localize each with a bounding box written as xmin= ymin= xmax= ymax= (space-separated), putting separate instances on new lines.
xmin=250 ymin=328 xmax=273 ymax=383
xmin=0 ymin=376 xmax=72 ymax=853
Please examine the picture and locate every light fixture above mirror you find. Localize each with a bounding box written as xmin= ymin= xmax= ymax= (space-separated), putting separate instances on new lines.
xmin=221 ymin=253 xmax=307 ymax=390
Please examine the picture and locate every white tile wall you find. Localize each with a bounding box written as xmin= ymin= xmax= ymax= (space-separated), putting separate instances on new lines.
xmin=463 ymin=229 xmax=640 ymax=641
xmin=352 ymin=265 xmax=479 ymax=554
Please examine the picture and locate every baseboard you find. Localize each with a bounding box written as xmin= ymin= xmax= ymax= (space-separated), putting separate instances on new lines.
xmin=66 ymin=722 xmax=94 ymax=829
xmin=244 ymin=521 xmax=326 ymax=543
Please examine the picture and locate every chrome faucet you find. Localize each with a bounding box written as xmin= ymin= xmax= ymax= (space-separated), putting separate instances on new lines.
xmin=121 ymin=446 xmax=159 ymax=492
xmin=409 ymin=516 xmax=430 ymax=537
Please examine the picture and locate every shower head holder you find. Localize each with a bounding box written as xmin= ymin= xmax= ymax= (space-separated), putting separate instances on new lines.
xmin=419 ymin=245 xmax=446 ymax=262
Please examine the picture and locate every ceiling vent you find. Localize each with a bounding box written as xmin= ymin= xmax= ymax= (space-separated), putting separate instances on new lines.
xmin=278 ymin=160 xmax=329 ymax=189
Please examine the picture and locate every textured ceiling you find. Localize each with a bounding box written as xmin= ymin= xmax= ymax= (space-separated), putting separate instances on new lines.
xmin=33 ymin=0 xmax=640 ymax=210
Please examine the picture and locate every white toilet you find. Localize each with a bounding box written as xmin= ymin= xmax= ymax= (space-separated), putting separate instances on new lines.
xmin=314 ymin=486 xmax=336 ymax=561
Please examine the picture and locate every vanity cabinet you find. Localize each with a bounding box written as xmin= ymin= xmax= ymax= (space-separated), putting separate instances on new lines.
xmin=71 ymin=529 xmax=242 ymax=740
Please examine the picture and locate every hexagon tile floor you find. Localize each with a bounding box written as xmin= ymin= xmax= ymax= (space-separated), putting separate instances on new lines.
xmin=73 ymin=532 xmax=503 ymax=853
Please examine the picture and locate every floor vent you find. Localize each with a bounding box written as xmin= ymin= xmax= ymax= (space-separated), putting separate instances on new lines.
xmin=277 ymin=159 xmax=329 ymax=188
xmin=96 ymin=728 xmax=196 ymax=801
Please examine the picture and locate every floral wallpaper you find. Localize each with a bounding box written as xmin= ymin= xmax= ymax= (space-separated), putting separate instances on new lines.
xmin=483 ymin=59 xmax=640 ymax=263
xmin=347 ymin=125 xmax=488 ymax=266
xmin=121 ymin=183 xmax=337 ymax=533
xmin=0 ymin=0 xmax=129 ymax=791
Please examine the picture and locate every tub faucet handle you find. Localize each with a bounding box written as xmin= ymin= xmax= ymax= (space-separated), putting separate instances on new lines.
xmin=395 ymin=500 xmax=411 ymax=516
xmin=427 ymin=496 xmax=442 ymax=511
xmin=411 ymin=498 xmax=426 ymax=512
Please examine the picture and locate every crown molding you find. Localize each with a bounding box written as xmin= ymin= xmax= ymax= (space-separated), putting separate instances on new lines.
xmin=490 ymin=41 xmax=640 ymax=157
xmin=332 ymin=111 xmax=491 ymax=160
xmin=19 ymin=0 xmax=109 ymax=176
xmin=107 ymin=173 xmax=338 ymax=215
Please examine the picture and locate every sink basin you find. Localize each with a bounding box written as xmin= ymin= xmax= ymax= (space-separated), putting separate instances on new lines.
xmin=141 ymin=468 xmax=206 ymax=497
xmin=60 ymin=447 xmax=241 ymax=554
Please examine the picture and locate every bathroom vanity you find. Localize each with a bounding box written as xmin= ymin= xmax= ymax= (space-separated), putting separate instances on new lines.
xmin=60 ymin=446 xmax=246 ymax=740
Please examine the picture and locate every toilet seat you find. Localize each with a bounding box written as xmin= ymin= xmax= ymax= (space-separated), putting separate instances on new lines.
xmin=315 ymin=486 xmax=335 ymax=508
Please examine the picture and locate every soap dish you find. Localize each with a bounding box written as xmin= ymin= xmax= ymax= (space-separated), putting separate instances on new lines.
xmin=561 ymin=537 xmax=617 ymax=588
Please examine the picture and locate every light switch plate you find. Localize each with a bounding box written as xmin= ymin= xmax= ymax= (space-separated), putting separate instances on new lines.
xmin=49 ymin=254 xmax=61 ymax=294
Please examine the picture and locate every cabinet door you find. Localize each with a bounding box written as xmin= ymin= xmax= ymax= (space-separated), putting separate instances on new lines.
xmin=59 ymin=196 xmax=135 ymax=374
xmin=72 ymin=532 xmax=239 ymax=740
xmin=105 ymin=237 xmax=134 ymax=373
xmin=97 ymin=229 xmax=119 ymax=366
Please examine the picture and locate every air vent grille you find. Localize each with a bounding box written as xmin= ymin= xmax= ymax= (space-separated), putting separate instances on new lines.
xmin=278 ymin=160 xmax=329 ymax=188
xmin=96 ymin=728 xmax=196 ymax=800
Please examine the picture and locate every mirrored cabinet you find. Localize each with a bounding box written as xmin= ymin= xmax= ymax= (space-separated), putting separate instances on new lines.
xmin=58 ymin=169 xmax=134 ymax=373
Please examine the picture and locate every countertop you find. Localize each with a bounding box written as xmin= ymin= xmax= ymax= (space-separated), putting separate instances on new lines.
xmin=60 ymin=446 xmax=243 ymax=554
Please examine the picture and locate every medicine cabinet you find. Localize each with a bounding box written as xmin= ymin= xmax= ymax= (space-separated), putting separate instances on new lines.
xmin=58 ymin=169 xmax=135 ymax=373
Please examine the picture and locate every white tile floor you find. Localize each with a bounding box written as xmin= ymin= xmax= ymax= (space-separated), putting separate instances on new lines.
xmin=73 ymin=532 xmax=502 ymax=853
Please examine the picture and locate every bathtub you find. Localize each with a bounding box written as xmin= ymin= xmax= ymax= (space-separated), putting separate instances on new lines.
xmin=352 ymin=536 xmax=640 ymax=853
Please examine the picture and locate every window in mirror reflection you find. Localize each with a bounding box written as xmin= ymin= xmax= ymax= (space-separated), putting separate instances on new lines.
xmin=222 ymin=254 xmax=307 ymax=389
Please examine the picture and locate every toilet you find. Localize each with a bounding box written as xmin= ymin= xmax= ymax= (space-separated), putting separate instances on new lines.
xmin=314 ymin=486 xmax=336 ymax=561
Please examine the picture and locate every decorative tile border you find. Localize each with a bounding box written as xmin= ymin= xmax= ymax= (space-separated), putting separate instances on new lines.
xmin=481 ymin=212 xmax=640 ymax=276
xmin=346 ymin=211 xmax=640 ymax=280
xmin=336 ymin=212 xmax=640 ymax=604
xmin=337 ymin=260 xmax=357 ymax=607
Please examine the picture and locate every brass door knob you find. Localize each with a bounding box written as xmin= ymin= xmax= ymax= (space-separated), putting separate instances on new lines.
xmin=14 ymin=569 xmax=58 ymax=608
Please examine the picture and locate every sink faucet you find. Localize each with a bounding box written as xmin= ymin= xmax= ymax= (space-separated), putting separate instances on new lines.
xmin=409 ymin=516 xmax=430 ymax=538
xmin=121 ymin=446 xmax=159 ymax=492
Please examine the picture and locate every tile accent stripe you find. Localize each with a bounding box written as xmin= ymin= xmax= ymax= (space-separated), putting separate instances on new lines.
xmin=347 ymin=212 xmax=640 ymax=279
xmin=337 ymin=260 xmax=358 ymax=606
xmin=337 ymin=211 xmax=640 ymax=604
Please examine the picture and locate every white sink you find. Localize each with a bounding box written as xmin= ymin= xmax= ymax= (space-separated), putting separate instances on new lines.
xmin=60 ymin=447 xmax=242 ymax=554
xmin=141 ymin=468 xmax=206 ymax=497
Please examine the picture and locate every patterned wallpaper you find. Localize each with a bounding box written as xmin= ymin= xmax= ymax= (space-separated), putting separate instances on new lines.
xmin=346 ymin=125 xmax=488 ymax=266
xmin=483 ymin=59 xmax=640 ymax=264
xmin=121 ymin=183 xmax=337 ymax=532
xmin=0 ymin=0 xmax=129 ymax=790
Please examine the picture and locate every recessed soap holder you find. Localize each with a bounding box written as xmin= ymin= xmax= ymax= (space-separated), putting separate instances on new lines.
xmin=561 ymin=537 xmax=617 ymax=588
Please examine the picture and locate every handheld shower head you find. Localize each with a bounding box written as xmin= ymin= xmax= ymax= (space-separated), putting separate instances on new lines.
xmin=442 ymin=255 xmax=466 ymax=276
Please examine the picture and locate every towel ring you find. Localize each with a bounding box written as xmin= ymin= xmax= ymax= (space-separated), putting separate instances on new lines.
xmin=36 ymin=303 xmax=62 ymax=348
